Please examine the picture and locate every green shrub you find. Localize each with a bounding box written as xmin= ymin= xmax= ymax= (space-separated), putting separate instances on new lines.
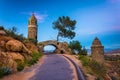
xmin=15 ymin=59 xmax=25 ymax=71
xmin=89 ymin=60 xmax=106 ymax=77
xmin=0 ymin=26 xmax=4 ymax=30
xmin=27 ymin=52 xmax=43 ymax=66
xmin=95 ymin=77 xmax=104 ymax=80
xmin=79 ymin=55 xmax=90 ymax=66
xmin=0 ymin=66 xmax=12 ymax=78
xmin=5 ymin=27 xmax=26 ymax=42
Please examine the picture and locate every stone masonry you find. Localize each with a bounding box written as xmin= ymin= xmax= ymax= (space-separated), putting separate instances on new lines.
xmin=38 ymin=40 xmax=72 ymax=54
xmin=28 ymin=13 xmax=38 ymax=43
xmin=91 ymin=37 xmax=104 ymax=64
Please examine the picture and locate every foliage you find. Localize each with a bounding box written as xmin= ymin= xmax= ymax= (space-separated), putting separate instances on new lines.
xmin=79 ymin=55 xmax=90 ymax=66
xmin=5 ymin=26 xmax=26 ymax=42
xmin=0 ymin=26 xmax=4 ymax=30
xmin=69 ymin=40 xmax=87 ymax=55
xmin=0 ymin=66 xmax=12 ymax=78
xmin=27 ymin=52 xmax=43 ymax=66
xmin=79 ymin=55 xmax=106 ymax=78
xmin=89 ymin=60 xmax=106 ymax=77
xmin=95 ymin=77 xmax=104 ymax=80
xmin=69 ymin=40 xmax=82 ymax=54
xmin=52 ymin=16 xmax=76 ymax=41
xmin=79 ymin=47 xmax=87 ymax=55
xmin=15 ymin=59 xmax=25 ymax=71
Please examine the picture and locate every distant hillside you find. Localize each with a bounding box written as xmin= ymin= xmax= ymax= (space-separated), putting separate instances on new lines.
xmin=106 ymin=48 xmax=120 ymax=54
xmin=87 ymin=49 xmax=114 ymax=54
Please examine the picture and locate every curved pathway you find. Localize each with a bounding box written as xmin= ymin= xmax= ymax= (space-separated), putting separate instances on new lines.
xmin=1 ymin=54 xmax=77 ymax=80
xmin=29 ymin=54 xmax=75 ymax=80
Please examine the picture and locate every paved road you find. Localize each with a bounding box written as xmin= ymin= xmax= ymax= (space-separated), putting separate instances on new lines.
xmin=29 ymin=54 xmax=74 ymax=80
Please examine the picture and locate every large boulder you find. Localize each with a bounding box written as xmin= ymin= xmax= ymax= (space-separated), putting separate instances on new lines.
xmin=25 ymin=42 xmax=39 ymax=53
xmin=6 ymin=40 xmax=23 ymax=52
xmin=0 ymin=36 xmax=13 ymax=42
xmin=8 ymin=52 xmax=25 ymax=62
xmin=0 ymin=51 xmax=17 ymax=72
xmin=0 ymin=36 xmax=13 ymax=51
xmin=0 ymin=52 xmax=25 ymax=72
xmin=6 ymin=40 xmax=31 ymax=54
xmin=0 ymin=30 xmax=6 ymax=36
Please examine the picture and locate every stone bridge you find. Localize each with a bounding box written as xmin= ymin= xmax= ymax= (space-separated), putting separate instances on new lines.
xmin=38 ymin=40 xmax=72 ymax=54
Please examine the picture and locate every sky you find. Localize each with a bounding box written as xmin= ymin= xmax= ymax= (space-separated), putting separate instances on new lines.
xmin=0 ymin=0 xmax=120 ymax=49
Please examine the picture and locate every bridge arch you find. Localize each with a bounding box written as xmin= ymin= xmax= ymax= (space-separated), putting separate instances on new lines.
xmin=43 ymin=44 xmax=57 ymax=53
xmin=38 ymin=40 xmax=72 ymax=54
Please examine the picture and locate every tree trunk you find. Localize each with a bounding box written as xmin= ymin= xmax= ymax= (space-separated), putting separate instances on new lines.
xmin=57 ymin=34 xmax=59 ymax=42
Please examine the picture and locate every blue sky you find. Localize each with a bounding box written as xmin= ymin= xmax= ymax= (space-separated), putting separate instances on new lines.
xmin=0 ymin=0 xmax=120 ymax=49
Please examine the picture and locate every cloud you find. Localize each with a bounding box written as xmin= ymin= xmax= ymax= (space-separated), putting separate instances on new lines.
xmin=33 ymin=12 xmax=48 ymax=23
xmin=21 ymin=12 xmax=48 ymax=23
xmin=108 ymin=0 xmax=120 ymax=3
xmin=106 ymin=44 xmax=120 ymax=49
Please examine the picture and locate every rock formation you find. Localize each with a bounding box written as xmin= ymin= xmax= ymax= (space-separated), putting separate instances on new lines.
xmin=0 ymin=30 xmax=39 ymax=72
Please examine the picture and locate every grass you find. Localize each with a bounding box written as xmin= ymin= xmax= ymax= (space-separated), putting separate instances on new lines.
xmin=79 ymin=55 xmax=106 ymax=79
xmin=79 ymin=55 xmax=90 ymax=66
xmin=0 ymin=66 xmax=12 ymax=78
xmin=89 ymin=60 xmax=106 ymax=77
xmin=15 ymin=59 xmax=25 ymax=71
xmin=27 ymin=51 xmax=43 ymax=66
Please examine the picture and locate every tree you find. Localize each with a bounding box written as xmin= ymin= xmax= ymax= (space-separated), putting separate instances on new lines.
xmin=0 ymin=26 xmax=4 ymax=30
xmin=69 ymin=40 xmax=87 ymax=55
xmin=79 ymin=46 xmax=87 ymax=55
xmin=69 ymin=40 xmax=82 ymax=54
xmin=52 ymin=16 xmax=76 ymax=41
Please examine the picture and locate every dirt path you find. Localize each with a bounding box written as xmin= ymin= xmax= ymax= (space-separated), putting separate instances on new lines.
xmin=1 ymin=54 xmax=77 ymax=80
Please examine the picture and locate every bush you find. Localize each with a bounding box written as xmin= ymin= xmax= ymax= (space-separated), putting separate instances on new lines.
xmin=5 ymin=27 xmax=26 ymax=42
xmin=27 ymin=52 xmax=43 ymax=66
xmin=95 ymin=77 xmax=104 ymax=80
xmin=15 ymin=59 xmax=25 ymax=71
xmin=79 ymin=55 xmax=90 ymax=66
xmin=89 ymin=60 xmax=106 ymax=77
xmin=0 ymin=26 xmax=4 ymax=30
xmin=69 ymin=40 xmax=82 ymax=54
xmin=0 ymin=66 xmax=12 ymax=78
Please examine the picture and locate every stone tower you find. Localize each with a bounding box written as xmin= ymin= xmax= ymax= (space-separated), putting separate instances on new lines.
xmin=28 ymin=13 xmax=38 ymax=43
xmin=91 ymin=37 xmax=104 ymax=64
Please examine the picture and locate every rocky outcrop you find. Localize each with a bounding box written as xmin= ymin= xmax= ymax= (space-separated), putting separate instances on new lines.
xmin=6 ymin=40 xmax=23 ymax=52
xmin=0 ymin=36 xmax=13 ymax=51
xmin=8 ymin=52 xmax=25 ymax=62
xmin=0 ymin=35 xmax=32 ymax=72
xmin=6 ymin=40 xmax=31 ymax=54
xmin=0 ymin=51 xmax=17 ymax=72
xmin=0 ymin=30 xmax=6 ymax=36
xmin=25 ymin=42 xmax=39 ymax=53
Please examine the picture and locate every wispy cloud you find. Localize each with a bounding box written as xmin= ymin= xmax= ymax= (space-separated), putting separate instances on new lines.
xmin=108 ymin=0 xmax=120 ymax=3
xmin=21 ymin=12 xmax=48 ymax=23
xmin=106 ymin=44 xmax=120 ymax=49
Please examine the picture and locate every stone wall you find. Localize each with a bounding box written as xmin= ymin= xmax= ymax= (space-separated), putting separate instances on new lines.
xmin=38 ymin=40 xmax=72 ymax=54
xmin=91 ymin=37 xmax=104 ymax=64
xmin=28 ymin=26 xmax=37 ymax=42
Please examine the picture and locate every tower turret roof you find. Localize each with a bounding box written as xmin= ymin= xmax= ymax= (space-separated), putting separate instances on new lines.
xmin=92 ymin=37 xmax=102 ymax=46
xmin=28 ymin=13 xmax=37 ymax=25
